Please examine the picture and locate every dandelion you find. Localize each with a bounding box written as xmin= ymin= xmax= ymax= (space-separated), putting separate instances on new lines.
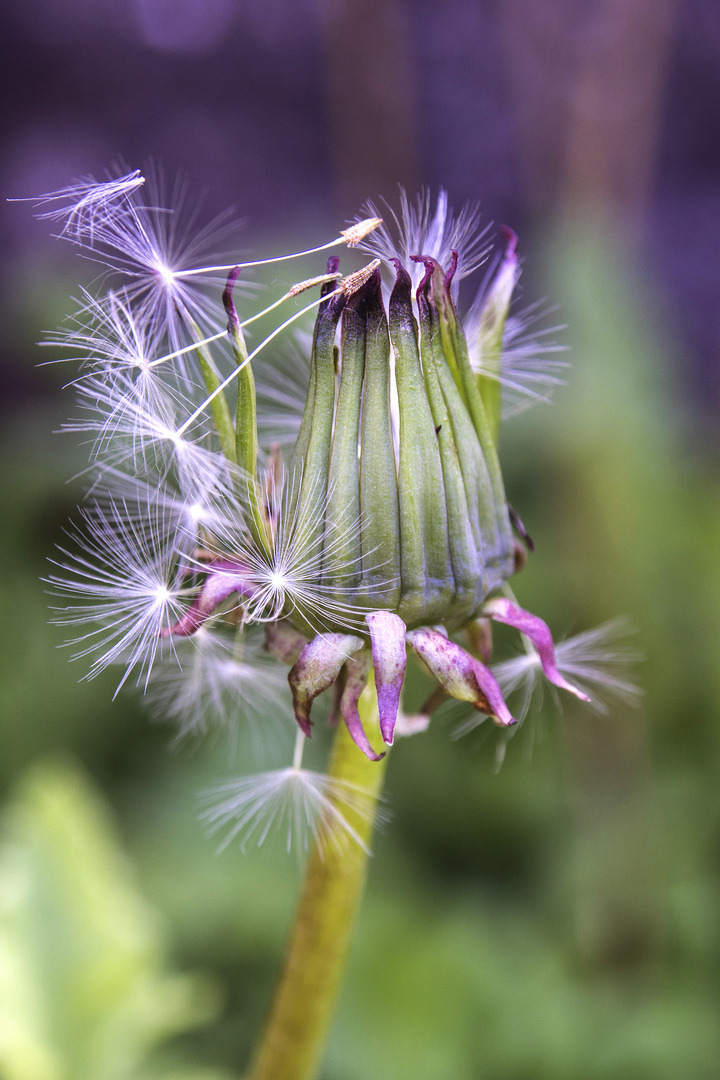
xmin=32 ymin=175 xmax=638 ymax=1080
xmin=200 ymin=732 xmax=381 ymax=855
xmin=19 ymin=168 xmax=145 ymax=241
xmin=146 ymin=624 xmax=289 ymax=740
xmin=48 ymin=497 xmax=190 ymax=691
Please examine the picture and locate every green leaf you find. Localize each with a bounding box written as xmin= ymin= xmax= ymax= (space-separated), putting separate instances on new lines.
xmin=0 ymin=759 xmax=221 ymax=1080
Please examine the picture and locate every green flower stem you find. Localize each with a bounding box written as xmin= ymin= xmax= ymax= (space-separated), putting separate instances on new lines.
xmin=248 ymin=678 xmax=388 ymax=1080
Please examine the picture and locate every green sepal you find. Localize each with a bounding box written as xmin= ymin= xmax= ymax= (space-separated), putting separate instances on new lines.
xmin=291 ymin=283 xmax=347 ymax=565
xmin=290 ymin=259 xmax=339 ymax=479
xmin=359 ymin=271 xmax=401 ymax=610
xmin=223 ymin=271 xmax=268 ymax=554
xmin=193 ymin=336 xmax=236 ymax=464
xmin=429 ymin=261 xmax=515 ymax=587
xmin=415 ymin=265 xmax=483 ymax=628
xmin=388 ymin=260 xmax=452 ymax=627
xmin=474 ymin=231 xmax=518 ymax=442
xmin=324 ymin=279 xmax=367 ymax=596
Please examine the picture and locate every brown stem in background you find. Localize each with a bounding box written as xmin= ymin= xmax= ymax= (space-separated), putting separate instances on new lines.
xmin=317 ymin=0 xmax=418 ymax=213
xmin=499 ymin=0 xmax=677 ymax=235
xmin=499 ymin=0 xmax=677 ymax=976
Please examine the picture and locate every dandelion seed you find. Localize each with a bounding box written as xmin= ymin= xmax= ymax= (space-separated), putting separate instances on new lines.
xmin=33 ymin=169 xmax=255 ymax=350
xmin=66 ymin=370 xmax=225 ymax=492
xmin=146 ymin=624 xmax=289 ymax=738
xmin=19 ymin=169 xmax=145 ymax=241
xmin=482 ymin=618 xmax=642 ymax=729
xmin=85 ymin=466 xmax=232 ymax=556
xmin=200 ymin=763 xmax=378 ymax=854
xmin=48 ymin=498 xmax=191 ymax=691
xmin=177 ymin=468 xmax=379 ymax=634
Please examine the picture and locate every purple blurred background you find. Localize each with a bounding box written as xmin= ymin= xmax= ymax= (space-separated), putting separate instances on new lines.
xmin=1 ymin=0 xmax=719 ymax=416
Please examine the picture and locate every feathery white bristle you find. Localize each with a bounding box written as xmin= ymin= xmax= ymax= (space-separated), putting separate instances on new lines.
xmin=357 ymin=189 xmax=490 ymax=291
xmin=200 ymin=766 xmax=378 ymax=854
xmin=146 ymin=624 xmax=289 ymax=738
xmin=85 ymin=465 xmax=233 ymax=554
xmin=23 ymin=170 xmax=146 ymax=241
xmin=65 ymin=370 xmax=227 ymax=492
xmin=34 ymin=169 xmax=256 ymax=350
xmin=467 ymin=293 xmax=569 ymax=419
xmin=199 ymin=467 xmax=384 ymax=633
xmin=490 ymin=617 xmax=642 ymax=721
xmin=48 ymin=497 xmax=192 ymax=691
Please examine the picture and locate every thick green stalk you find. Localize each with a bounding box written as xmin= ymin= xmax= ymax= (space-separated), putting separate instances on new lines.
xmin=248 ymin=679 xmax=388 ymax=1080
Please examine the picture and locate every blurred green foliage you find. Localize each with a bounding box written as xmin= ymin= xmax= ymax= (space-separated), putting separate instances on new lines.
xmin=0 ymin=760 xmax=232 ymax=1080
xmin=1 ymin=223 xmax=719 ymax=1078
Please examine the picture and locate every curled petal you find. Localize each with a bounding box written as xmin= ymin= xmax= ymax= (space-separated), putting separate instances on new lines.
xmin=406 ymin=627 xmax=515 ymax=727
xmin=288 ymin=633 xmax=363 ymax=736
xmin=483 ymin=598 xmax=591 ymax=702
xmin=162 ymin=559 xmax=255 ymax=638
xmin=265 ymin=620 xmax=309 ymax=666
xmin=340 ymin=648 xmax=385 ymax=761
xmin=366 ymin=611 xmax=407 ymax=746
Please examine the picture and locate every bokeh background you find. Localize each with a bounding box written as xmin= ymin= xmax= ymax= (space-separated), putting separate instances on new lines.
xmin=2 ymin=2 xmax=720 ymax=1078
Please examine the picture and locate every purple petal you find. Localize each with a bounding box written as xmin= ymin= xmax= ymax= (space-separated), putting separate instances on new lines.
xmin=406 ymin=628 xmax=515 ymax=727
xmin=483 ymin=598 xmax=591 ymax=702
xmin=162 ymin=559 xmax=255 ymax=638
xmin=288 ymin=633 xmax=363 ymax=737
xmin=340 ymin=648 xmax=385 ymax=761
xmin=366 ymin=611 xmax=407 ymax=746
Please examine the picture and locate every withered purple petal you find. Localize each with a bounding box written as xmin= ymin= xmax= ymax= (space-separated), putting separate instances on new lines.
xmin=406 ymin=627 xmax=515 ymax=726
xmin=288 ymin=633 xmax=364 ymax=737
xmin=340 ymin=648 xmax=385 ymax=761
xmin=483 ymin=598 xmax=591 ymax=702
xmin=162 ymin=559 xmax=255 ymax=638
xmin=366 ymin=610 xmax=407 ymax=745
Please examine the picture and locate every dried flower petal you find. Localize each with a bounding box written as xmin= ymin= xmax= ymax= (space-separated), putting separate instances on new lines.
xmin=288 ymin=633 xmax=364 ymax=736
xmin=366 ymin=611 xmax=407 ymax=745
xmin=483 ymin=597 xmax=591 ymax=701
xmin=406 ymin=627 xmax=515 ymax=726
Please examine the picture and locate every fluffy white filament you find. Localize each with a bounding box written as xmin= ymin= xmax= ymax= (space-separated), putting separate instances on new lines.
xmin=200 ymin=765 xmax=378 ymax=854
